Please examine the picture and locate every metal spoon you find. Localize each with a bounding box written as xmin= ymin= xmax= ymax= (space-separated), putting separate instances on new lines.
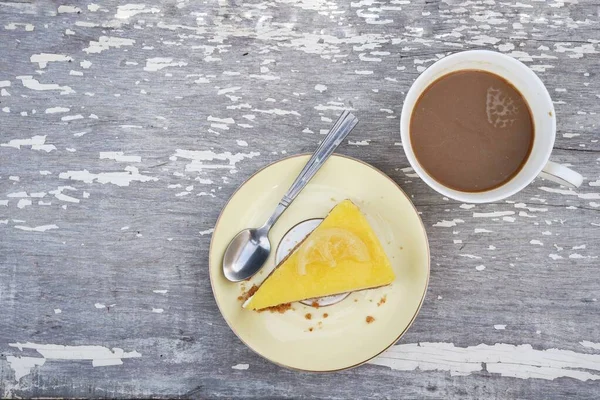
xmin=222 ymin=111 xmax=359 ymax=282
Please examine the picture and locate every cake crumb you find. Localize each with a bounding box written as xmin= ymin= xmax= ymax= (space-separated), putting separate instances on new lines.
xmin=238 ymin=284 xmax=258 ymax=301
xmin=305 ymin=313 xmax=312 ymax=320
xmin=366 ymin=316 xmax=375 ymax=324
xmin=311 ymin=301 xmax=320 ymax=308
xmin=309 ymin=327 xmax=314 ymax=332
xmin=323 ymin=313 xmax=329 ymax=318
xmin=377 ymin=295 xmax=387 ymax=306
xmin=260 ymin=303 xmax=292 ymax=314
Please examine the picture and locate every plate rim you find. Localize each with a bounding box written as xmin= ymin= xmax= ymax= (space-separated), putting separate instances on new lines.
xmin=208 ymin=153 xmax=431 ymax=372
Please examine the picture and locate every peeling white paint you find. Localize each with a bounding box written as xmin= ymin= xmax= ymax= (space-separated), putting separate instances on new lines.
xmin=400 ymin=167 xmax=419 ymax=178
xmin=49 ymin=186 xmax=79 ymax=203
xmin=62 ymin=114 xmax=84 ymax=121
xmin=1 ymin=135 xmax=56 ymax=152
xmin=30 ymin=53 xmax=73 ymax=68
xmin=473 ymin=211 xmax=515 ymax=218
xmin=115 ymin=4 xmax=160 ymax=19
xmin=569 ymin=253 xmax=597 ymax=260
xmin=539 ymin=187 xmax=600 ymax=200
xmin=59 ymin=167 xmax=158 ymax=187
xmin=144 ymin=57 xmax=188 ymax=72
xmin=6 ymin=357 xmax=46 ymax=381
xmin=172 ymin=149 xmax=260 ymax=171
xmin=369 ymin=342 xmax=600 ymax=381
xmin=7 ymin=192 xmax=28 ymax=198
xmin=83 ymin=36 xmax=135 ymax=54
xmin=100 ymin=152 xmax=142 ymax=163
xmin=14 ymin=224 xmax=58 ymax=232
xmin=45 ymin=107 xmax=70 ymax=114
xmin=208 ymin=116 xmax=235 ymax=124
xmin=16 ymin=199 xmax=32 ymax=209
xmin=7 ymin=342 xmax=141 ymax=381
xmin=5 ymin=23 xmax=34 ymax=31
xmin=217 ymin=87 xmax=240 ymax=95
xmin=252 ymin=108 xmax=301 ymax=116
xmin=17 ymin=76 xmax=74 ymax=95
xmin=57 ymin=5 xmax=81 ymax=13
xmin=515 ymin=203 xmax=548 ymax=212
xmin=433 ymin=219 xmax=464 ymax=228
xmin=581 ymin=341 xmax=600 ymax=350
xmin=349 ymin=140 xmax=370 ymax=146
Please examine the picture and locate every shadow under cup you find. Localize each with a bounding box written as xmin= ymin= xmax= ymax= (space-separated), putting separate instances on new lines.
xmin=400 ymin=50 xmax=557 ymax=203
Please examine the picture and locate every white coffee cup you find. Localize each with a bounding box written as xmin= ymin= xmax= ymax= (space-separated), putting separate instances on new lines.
xmin=400 ymin=50 xmax=583 ymax=203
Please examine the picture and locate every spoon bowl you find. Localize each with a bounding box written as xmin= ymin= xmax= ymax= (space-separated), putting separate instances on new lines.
xmin=223 ymin=228 xmax=271 ymax=282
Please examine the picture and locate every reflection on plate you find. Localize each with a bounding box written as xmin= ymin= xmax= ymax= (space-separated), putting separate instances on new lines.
xmin=209 ymin=155 xmax=430 ymax=372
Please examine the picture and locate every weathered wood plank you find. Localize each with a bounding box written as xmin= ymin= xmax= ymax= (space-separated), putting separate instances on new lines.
xmin=1 ymin=0 xmax=599 ymax=398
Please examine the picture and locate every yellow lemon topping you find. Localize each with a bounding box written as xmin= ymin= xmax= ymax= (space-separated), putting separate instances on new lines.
xmin=245 ymin=200 xmax=395 ymax=310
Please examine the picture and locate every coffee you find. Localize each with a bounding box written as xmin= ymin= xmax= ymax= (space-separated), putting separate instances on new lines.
xmin=410 ymin=70 xmax=534 ymax=192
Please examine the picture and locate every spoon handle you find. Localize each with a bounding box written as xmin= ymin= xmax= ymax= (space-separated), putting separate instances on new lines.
xmin=262 ymin=111 xmax=359 ymax=231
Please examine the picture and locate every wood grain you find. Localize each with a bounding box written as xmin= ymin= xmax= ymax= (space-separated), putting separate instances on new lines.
xmin=0 ymin=0 xmax=599 ymax=398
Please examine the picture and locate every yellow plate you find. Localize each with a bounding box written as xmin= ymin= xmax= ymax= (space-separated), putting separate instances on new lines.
xmin=209 ymin=155 xmax=430 ymax=371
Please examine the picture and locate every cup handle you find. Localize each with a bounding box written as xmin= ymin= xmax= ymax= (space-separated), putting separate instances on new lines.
xmin=538 ymin=161 xmax=583 ymax=188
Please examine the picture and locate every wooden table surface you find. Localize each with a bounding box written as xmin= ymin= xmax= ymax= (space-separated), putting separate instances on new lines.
xmin=1 ymin=0 xmax=599 ymax=398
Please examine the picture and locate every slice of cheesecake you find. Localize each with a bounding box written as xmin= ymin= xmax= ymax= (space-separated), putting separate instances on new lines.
xmin=245 ymin=199 xmax=396 ymax=310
